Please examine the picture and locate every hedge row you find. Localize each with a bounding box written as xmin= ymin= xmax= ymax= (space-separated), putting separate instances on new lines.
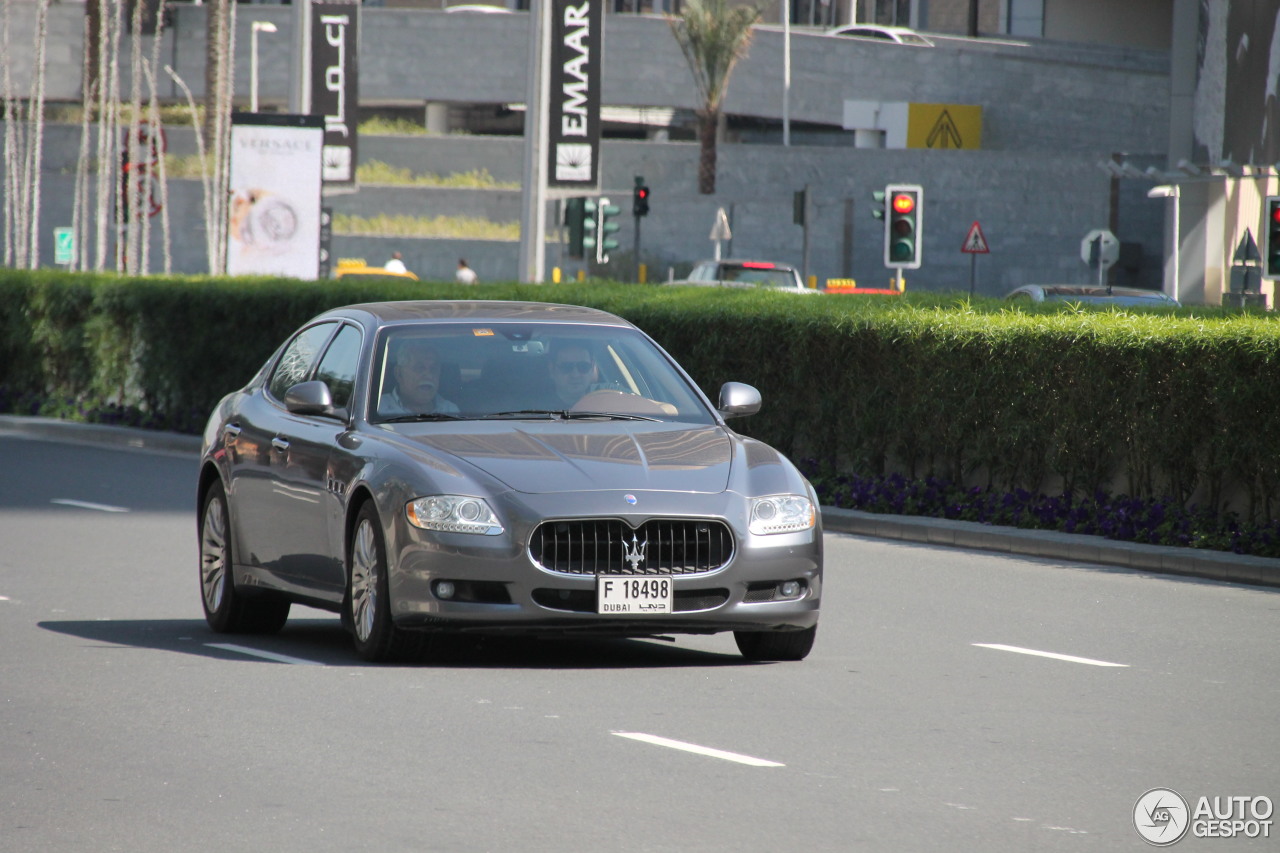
xmin=3 ymin=270 xmax=1280 ymax=522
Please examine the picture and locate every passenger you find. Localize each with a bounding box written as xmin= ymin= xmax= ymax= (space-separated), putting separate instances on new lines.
xmin=380 ymin=340 xmax=459 ymax=416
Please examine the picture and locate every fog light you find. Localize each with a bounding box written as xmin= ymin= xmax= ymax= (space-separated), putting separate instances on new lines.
xmin=778 ymin=581 xmax=801 ymax=599
xmin=436 ymin=581 xmax=456 ymax=600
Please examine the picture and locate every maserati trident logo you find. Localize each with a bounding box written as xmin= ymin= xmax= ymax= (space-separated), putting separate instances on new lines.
xmin=623 ymin=533 xmax=647 ymax=571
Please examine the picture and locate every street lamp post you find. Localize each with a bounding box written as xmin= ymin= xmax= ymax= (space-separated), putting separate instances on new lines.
xmin=1148 ymin=184 xmax=1181 ymax=303
xmin=251 ymin=21 xmax=278 ymax=113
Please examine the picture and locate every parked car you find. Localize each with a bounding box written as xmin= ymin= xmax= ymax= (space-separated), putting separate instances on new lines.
xmin=1005 ymin=284 xmax=1181 ymax=307
xmin=443 ymin=3 xmax=515 ymax=12
xmin=671 ymin=259 xmax=813 ymax=293
xmin=825 ymin=24 xmax=935 ymax=46
xmin=197 ymin=301 xmax=822 ymax=662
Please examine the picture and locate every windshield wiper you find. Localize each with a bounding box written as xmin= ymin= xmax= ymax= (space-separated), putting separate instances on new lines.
xmin=483 ymin=409 xmax=660 ymax=422
xmin=383 ymin=412 xmax=468 ymax=422
xmin=484 ymin=410 xmax=566 ymax=419
xmin=560 ymin=411 xmax=660 ymax=422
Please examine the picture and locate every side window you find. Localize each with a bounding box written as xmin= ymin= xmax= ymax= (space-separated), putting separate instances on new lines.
xmin=267 ymin=322 xmax=337 ymax=402
xmin=313 ymin=324 xmax=363 ymax=411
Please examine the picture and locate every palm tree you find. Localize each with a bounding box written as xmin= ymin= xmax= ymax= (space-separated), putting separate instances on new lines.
xmin=669 ymin=0 xmax=760 ymax=195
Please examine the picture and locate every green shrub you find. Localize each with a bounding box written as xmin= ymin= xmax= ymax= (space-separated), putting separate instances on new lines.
xmin=4 ymin=272 xmax=1280 ymax=523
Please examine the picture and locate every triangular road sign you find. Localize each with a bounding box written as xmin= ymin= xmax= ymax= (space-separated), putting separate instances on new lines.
xmin=1234 ymin=229 xmax=1260 ymax=263
xmin=961 ymin=221 xmax=989 ymax=254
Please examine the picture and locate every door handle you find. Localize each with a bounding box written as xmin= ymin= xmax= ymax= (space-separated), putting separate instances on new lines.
xmin=271 ymin=437 xmax=290 ymax=453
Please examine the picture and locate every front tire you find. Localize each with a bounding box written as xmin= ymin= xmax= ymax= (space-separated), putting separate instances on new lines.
xmin=347 ymin=502 xmax=428 ymax=662
xmin=199 ymin=479 xmax=290 ymax=634
xmin=734 ymin=624 xmax=817 ymax=661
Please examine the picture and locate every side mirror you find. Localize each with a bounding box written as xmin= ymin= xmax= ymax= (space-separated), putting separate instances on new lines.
xmin=717 ymin=382 xmax=761 ymax=419
xmin=283 ymin=380 xmax=335 ymax=416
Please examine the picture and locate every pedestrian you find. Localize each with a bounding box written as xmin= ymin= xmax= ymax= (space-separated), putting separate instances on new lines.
xmin=384 ymin=251 xmax=408 ymax=274
xmin=455 ymin=258 xmax=478 ymax=284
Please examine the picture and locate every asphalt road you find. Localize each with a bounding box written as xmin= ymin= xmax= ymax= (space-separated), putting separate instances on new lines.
xmin=1 ymin=435 xmax=1278 ymax=853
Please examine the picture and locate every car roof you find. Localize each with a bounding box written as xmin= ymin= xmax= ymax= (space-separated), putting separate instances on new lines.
xmin=330 ymin=300 xmax=634 ymax=327
xmin=443 ymin=3 xmax=514 ymax=12
xmin=701 ymin=258 xmax=799 ymax=271
xmin=826 ymin=24 xmax=934 ymax=45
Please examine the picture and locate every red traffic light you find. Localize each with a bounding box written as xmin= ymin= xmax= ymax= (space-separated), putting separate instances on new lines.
xmin=1271 ymin=203 xmax=1280 ymax=224
xmin=892 ymin=193 xmax=916 ymax=214
xmin=637 ymin=187 xmax=649 ymax=200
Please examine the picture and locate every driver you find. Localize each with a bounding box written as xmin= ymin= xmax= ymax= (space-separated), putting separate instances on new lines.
xmin=380 ymin=340 xmax=459 ymax=416
xmin=548 ymin=343 xmax=600 ymax=408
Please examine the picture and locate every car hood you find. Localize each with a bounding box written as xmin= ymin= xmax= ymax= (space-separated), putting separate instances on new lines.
xmin=397 ymin=422 xmax=735 ymax=495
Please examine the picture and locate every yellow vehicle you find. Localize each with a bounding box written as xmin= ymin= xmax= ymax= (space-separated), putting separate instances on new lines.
xmin=333 ymin=258 xmax=419 ymax=282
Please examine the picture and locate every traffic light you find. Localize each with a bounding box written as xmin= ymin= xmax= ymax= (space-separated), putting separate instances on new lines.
xmin=1266 ymin=196 xmax=1280 ymax=278
xmin=883 ymin=184 xmax=923 ymax=269
xmin=565 ymin=197 xmax=586 ymax=258
xmin=633 ymin=177 xmax=650 ymax=217
xmin=870 ymin=189 xmax=886 ymax=225
xmin=595 ymin=197 xmax=621 ymax=264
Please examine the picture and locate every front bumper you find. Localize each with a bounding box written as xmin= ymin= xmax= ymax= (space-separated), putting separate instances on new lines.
xmin=387 ymin=489 xmax=822 ymax=636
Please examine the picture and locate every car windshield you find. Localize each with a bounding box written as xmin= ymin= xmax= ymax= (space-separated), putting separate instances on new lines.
xmin=1041 ymin=287 xmax=1175 ymax=306
xmin=369 ymin=323 xmax=717 ymax=425
xmin=719 ymin=265 xmax=797 ymax=289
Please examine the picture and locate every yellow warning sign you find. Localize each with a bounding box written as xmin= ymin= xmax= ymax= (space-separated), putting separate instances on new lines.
xmin=906 ymin=103 xmax=982 ymax=150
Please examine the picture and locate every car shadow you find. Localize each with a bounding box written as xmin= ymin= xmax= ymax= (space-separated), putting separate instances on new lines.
xmin=37 ymin=618 xmax=758 ymax=669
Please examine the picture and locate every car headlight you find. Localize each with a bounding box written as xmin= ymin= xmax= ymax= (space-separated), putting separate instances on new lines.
xmin=406 ymin=496 xmax=504 ymax=535
xmin=749 ymin=495 xmax=816 ymax=535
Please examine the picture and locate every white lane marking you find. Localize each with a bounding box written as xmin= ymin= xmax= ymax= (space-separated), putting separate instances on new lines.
xmin=205 ymin=643 xmax=324 ymax=666
xmin=52 ymin=498 xmax=129 ymax=513
xmin=0 ymin=596 xmax=9 ymax=601
xmin=612 ymin=732 xmax=785 ymax=767
xmin=973 ymin=643 xmax=1129 ymax=668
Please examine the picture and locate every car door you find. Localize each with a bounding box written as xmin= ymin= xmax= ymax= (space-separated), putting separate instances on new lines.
xmin=227 ymin=321 xmax=338 ymax=587
xmin=303 ymin=322 xmax=366 ymax=593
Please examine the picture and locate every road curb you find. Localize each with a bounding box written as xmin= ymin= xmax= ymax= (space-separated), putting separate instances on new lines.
xmin=0 ymin=415 xmax=204 ymax=456
xmin=3 ymin=415 xmax=1277 ymax=590
xmin=820 ymin=507 xmax=1280 ymax=589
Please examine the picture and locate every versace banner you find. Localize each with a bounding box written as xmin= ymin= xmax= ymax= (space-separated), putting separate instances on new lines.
xmin=225 ymin=114 xmax=325 ymax=280
xmin=547 ymin=0 xmax=602 ymax=191
xmin=310 ymin=0 xmax=359 ymax=187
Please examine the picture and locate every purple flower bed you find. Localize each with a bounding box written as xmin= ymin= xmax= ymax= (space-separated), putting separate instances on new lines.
xmin=799 ymin=460 xmax=1280 ymax=559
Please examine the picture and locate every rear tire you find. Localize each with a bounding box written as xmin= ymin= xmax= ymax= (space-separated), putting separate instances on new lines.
xmin=199 ymin=480 xmax=290 ymax=634
xmin=734 ymin=624 xmax=817 ymax=661
xmin=346 ymin=502 xmax=429 ymax=663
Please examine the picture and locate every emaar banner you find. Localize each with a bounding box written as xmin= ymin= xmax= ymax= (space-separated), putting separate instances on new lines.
xmin=310 ymin=0 xmax=359 ymax=187
xmin=547 ymin=0 xmax=602 ymax=191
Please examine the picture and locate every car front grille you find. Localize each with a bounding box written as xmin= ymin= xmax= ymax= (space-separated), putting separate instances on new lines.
xmin=529 ymin=519 xmax=734 ymax=576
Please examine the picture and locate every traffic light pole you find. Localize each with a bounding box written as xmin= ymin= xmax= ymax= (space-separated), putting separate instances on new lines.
xmin=633 ymin=214 xmax=641 ymax=283
xmin=801 ymin=183 xmax=811 ymax=287
xmin=517 ymin=0 xmax=551 ymax=283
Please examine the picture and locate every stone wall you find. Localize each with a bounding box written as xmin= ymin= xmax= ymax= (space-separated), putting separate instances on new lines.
xmin=10 ymin=126 xmax=1162 ymax=292
xmin=3 ymin=8 xmax=1169 ymax=292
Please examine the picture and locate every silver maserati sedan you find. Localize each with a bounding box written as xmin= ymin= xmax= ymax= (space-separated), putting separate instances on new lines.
xmin=196 ymin=301 xmax=822 ymax=662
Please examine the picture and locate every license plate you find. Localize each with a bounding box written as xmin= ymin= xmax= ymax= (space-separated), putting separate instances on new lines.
xmin=597 ymin=575 xmax=672 ymax=614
